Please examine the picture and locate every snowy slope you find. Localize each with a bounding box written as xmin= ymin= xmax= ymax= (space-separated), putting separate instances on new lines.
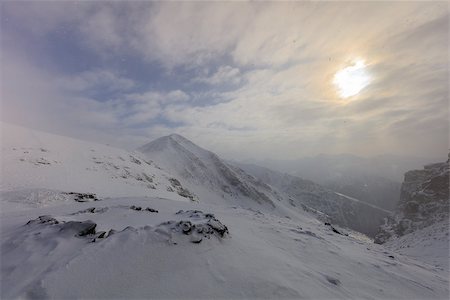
xmin=138 ymin=135 xmax=391 ymax=236
xmin=1 ymin=122 xmax=197 ymax=208
xmin=2 ymin=195 xmax=449 ymax=299
xmin=1 ymin=124 xmax=449 ymax=299
xmin=374 ymin=158 xmax=449 ymax=272
xmin=384 ymin=219 xmax=449 ymax=271
xmin=235 ymin=162 xmax=390 ymax=237
xmin=138 ymin=134 xmax=280 ymax=210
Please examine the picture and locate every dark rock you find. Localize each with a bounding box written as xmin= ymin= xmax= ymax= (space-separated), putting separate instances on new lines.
xmin=331 ymin=227 xmax=343 ymax=235
xmin=191 ymin=236 xmax=203 ymax=244
xmin=26 ymin=215 xmax=59 ymax=225
xmin=325 ymin=275 xmax=341 ymax=286
xmin=169 ymin=178 xmax=182 ymax=187
xmin=65 ymin=192 xmax=99 ymax=202
xmin=97 ymin=231 xmax=107 ymax=238
xmin=375 ymin=158 xmax=449 ymax=243
xmin=169 ymin=179 xmax=197 ymax=201
xmin=129 ymin=156 xmax=142 ymax=165
xmin=55 ymin=220 xmax=97 ymax=237
xmin=179 ymin=221 xmax=193 ymax=234
xmin=207 ymin=218 xmax=229 ymax=237
xmin=158 ymin=210 xmax=229 ymax=243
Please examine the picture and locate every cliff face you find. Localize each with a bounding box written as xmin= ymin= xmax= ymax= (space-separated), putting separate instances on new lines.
xmin=374 ymin=156 xmax=449 ymax=244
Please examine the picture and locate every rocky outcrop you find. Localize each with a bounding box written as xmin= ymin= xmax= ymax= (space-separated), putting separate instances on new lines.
xmin=374 ymin=155 xmax=449 ymax=244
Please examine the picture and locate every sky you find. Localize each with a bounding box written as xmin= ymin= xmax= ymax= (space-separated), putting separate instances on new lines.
xmin=1 ymin=1 xmax=448 ymax=161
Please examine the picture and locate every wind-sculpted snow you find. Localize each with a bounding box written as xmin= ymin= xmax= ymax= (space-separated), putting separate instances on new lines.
xmin=1 ymin=196 xmax=448 ymax=299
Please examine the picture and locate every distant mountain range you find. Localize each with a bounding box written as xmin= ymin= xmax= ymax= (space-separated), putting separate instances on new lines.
xmin=244 ymin=153 xmax=441 ymax=212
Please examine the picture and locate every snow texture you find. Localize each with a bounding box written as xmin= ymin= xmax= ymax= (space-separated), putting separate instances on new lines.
xmin=1 ymin=122 xmax=449 ymax=299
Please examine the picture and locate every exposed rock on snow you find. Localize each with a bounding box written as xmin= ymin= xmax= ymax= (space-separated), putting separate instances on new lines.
xmin=159 ymin=210 xmax=229 ymax=244
xmin=375 ymin=157 xmax=449 ymax=244
xmin=169 ymin=177 xmax=198 ymax=201
xmin=70 ymin=207 xmax=109 ymax=215
xmin=130 ymin=205 xmax=158 ymax=213
xmin=324 ymin=222 xmax=348 ymax=236
xmin=2 ymin=194 xmax=449 ymax=299
xmin=138 ymin=134 xmax=276 ymax=208
xmin=139 ymin=134 xmax=389 ymax=236
xmin=26 ymin=215 xmax=98 ymax=238
xmin=64 ymin=192 xmax=99 ymax=202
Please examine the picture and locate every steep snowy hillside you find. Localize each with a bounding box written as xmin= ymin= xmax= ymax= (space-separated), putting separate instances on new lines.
xmin=233 ymin=162 xmax=390 ymax=237
xmin=384 ymin=219 xmax=449 ymax=271
xmin=1 ymin=122 xmax=196 ymax=208
xmin=138 ymin=134 xmax=278 ymax=210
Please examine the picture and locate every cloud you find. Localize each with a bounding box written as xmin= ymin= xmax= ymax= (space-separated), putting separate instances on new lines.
xmin=1 ymin=1 xmax=448 ymax=160
xmin=193 ymin=66 xmax=241 ymax=85
xmin=115 ymin=90 xmax=189 ymax=126
xmin=57 ymin=69 xmax=135 ymax=93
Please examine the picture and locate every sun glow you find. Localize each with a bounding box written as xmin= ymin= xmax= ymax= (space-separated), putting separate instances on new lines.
xmin=333 ymin=60 xmax=371 ymax=98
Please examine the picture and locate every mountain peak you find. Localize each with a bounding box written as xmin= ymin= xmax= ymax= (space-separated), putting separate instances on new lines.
xmin=166 ymin=133 xmax=190 ymax=143
xmin=137 ymin=133 xmax=208 ymax=159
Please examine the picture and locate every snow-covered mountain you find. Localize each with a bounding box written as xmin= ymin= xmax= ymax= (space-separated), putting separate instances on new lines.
xmin=1 ymin=123 xmax=449 ymax=299
xmin=138 ymin=134 xmax=279 ymax=209
xmin=236 ymin=162 xmax=391 ymax=237
xmin=138 ymin=134 xmax=390 ymax=236
xmin=0 ymin=122 xmax=198 ymax=208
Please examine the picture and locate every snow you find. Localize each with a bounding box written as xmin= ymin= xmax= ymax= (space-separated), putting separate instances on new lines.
xmin=138 ymin=134 xmax=282 ymax=210
xmin=1 ymin=122 xmax=449 ymax=299
xmin=1 ymin=122 xmax=195 ymax=204
xmin=236 ymin=162 xmax=390 ymax=237
xmin=384 ymin=220 xmax=449 ymax=271
xmin=2 ymin=195 xmax=448 ymax=299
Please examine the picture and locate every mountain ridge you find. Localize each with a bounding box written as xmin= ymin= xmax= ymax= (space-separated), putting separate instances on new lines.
xmin=2 ymin=122 xmax=448 ymax=299
xmin=138 ymin=134 xmax=390 ymax=236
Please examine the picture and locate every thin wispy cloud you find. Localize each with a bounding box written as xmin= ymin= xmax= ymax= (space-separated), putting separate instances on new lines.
xmin=1 ymin=1 xmax=448 ymax=160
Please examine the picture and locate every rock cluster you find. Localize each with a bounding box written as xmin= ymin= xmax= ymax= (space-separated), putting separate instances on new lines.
xmin=164 ymin=210 xmax=229 ymax=243
xmin=375 ymin=156 xmax=449 ymax=244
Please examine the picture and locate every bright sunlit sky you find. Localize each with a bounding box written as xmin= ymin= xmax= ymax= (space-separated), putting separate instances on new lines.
xmin=1 ymin=2 xmax=448 ymax=160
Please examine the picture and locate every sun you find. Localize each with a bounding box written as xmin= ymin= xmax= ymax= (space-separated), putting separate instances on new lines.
xmin=333 ymin=59 xmax=371 ymax=98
